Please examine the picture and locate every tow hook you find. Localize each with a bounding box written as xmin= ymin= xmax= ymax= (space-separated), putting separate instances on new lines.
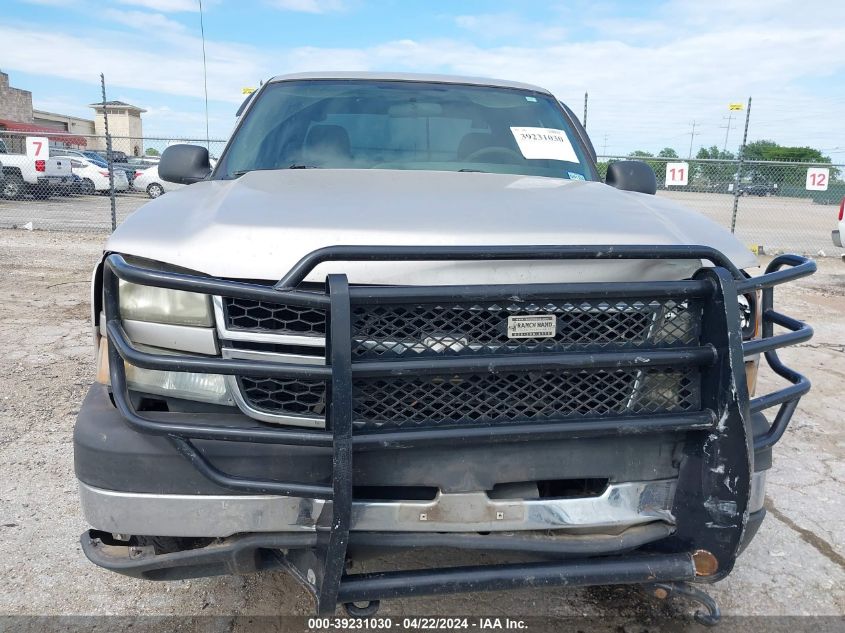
xmin=645 ymin=581 xmax=721 ymax=626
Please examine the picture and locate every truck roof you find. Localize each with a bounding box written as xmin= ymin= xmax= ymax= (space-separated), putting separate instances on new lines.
xmin=267 ymin=71 xmax=553 ymax=95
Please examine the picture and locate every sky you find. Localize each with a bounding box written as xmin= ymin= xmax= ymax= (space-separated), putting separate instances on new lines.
xmin=2 ymin=0 xmax=844 ymax=158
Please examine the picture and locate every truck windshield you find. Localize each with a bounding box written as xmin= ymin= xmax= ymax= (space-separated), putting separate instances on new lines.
xmin=217 ymin=80 xmax=595 ymax=181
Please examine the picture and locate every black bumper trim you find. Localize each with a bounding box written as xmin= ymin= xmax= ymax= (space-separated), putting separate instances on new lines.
xmin=335 ymin=552 xmax=695 ymax=603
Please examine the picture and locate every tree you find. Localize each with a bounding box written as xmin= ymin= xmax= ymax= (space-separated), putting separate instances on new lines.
xmin=145 ymin=147 xmax=160 ymax=156
xmin=742 ymin=140 xmax=837 ymax=185
xmin=658 ymin=147 xmax=678 ymax=158
xmin=693 ymin=145 xmax=736 ymax=186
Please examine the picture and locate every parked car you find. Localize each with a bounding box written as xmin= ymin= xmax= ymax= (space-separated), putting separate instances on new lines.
xmin=55 ymin=149 xmax=135 ymax=191
xmin=132 ymin=164 xmax=183 ymax=198
xmin=0 ymin=137 xmax=74 ymax=199
xmin=76 ymin=72 xmax=815 ymax=621
xmin=738 ymin=182 xmax=777 ymax=196
xmin=57 ymin=149 xmax=138 ymax=188
xmin=53 ymin=155 xmax=129 ymax=194
xmin=128 ymin=155 xmax=161 ymax=169
xmin=94 ymin=149 xmax=129 ymax=163
xmin=833 ymin=195 xmax=844 ymax=257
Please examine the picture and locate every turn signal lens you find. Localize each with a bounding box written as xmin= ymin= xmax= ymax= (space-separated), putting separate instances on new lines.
xmin=745 ymin=359 xmax=759 ymax=396
xmin=96 ymin=338 xmax=233 ymax=406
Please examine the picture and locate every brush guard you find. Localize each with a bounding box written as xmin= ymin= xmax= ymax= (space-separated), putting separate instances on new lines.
xmin=92 ymin=246 xmax=814 ymax=615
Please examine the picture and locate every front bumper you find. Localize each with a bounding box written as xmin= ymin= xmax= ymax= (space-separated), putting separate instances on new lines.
xmin=77 ymin=246 xmax=814 ymax=614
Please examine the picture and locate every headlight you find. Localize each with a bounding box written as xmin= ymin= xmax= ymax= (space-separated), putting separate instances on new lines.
xmin=96 ymin=339 xmax=233 ymax=406
xmin=119 ymin=279 xmax=213 ymax=326
xmin=125 ymin=364 xmax=232 ymax=405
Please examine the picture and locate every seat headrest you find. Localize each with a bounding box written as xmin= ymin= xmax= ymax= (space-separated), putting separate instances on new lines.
xmin=303 ymin=125 xmax=352 ymax=163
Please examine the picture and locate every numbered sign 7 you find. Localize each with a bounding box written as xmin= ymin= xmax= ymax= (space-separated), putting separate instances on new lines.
xmin=25 ymin=136 xmax=49 ymax=159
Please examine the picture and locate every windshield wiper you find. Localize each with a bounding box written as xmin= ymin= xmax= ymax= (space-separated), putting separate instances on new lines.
xmin=231 ymin=165 xmax=321 ymax=178
xmin=458 ymin=168 xmax=487 ymax=173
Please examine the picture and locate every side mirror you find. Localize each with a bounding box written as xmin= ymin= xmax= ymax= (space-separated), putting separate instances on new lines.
xmin=605 ymin=160 xmax=657 ymax=195
xmin=159 ymin=144 xmax=212 ymax=184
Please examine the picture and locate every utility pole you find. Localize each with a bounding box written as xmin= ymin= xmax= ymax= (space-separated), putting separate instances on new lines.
xmin=100 ymin=73 xmax=116 ymax=232
xmin=720 ymin=114 xmax=734 ymax=153
xmin=687 ymin=120 xmax=699 ymax=159
xmin=730 ymin=97 xmax=753 ymax=233
xmin=583 ymin=92 xmax=588 ymax=130
xmin=602 ymin=134 xmax=609 ymax=156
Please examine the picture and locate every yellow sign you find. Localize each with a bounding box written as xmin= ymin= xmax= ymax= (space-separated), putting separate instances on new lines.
xmin=242 ymin=87 xmax=256 ymax=95
xmin=729 ymin=103 xmax=744 ymax=111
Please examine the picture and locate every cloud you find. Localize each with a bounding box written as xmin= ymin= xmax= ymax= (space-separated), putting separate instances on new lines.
xmin=267 ymin=0 xmax=346 ymax=14
xmin=455 ymin=13 xmax=567 ymax=42
xmin=101 ymin=9 xmax=187 ymax=32
xmin=4 ymin=0 xmax=845 ymax=150
xmin=115 ymin=0 xmax=200 ymax=12
xmin=0 ymin=22 xmax=267 ymax=106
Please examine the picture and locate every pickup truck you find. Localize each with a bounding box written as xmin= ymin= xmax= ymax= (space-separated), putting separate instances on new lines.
xmin=75 ymin=72 xmax=815 ymax=621
xmin=0 ymin=137 xmax=74 ymax=199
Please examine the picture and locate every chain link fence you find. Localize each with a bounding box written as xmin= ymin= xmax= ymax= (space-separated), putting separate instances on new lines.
xmin=596 ymin=155 xmax=842 ymax=256
xmin=1 ymin=130 xmax=842 ymax=256
xmin=0 ymin=131 xmax=227 ymax=231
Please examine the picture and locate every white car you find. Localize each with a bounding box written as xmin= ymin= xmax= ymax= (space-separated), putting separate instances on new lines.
xmin=56 ymin=156 xmax=129 ymax=195
xmin=133 ymin=165 xmax=184 ymax=199
xmin=833 ymin=195 xmax=844 ymax=255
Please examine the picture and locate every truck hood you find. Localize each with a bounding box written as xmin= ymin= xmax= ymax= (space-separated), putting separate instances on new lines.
xmin=108 ymin=169 xmax=757 ymax=284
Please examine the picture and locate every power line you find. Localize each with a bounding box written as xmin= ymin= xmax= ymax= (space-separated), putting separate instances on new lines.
xmin=687 ymin=121 xmax=699 ymax=158
xmin=720 ymin=114 xmax=734 ymax=152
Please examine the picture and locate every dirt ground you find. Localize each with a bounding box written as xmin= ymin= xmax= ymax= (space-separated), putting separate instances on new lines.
xmin=0 ymin=229 xmax=842 ymax=625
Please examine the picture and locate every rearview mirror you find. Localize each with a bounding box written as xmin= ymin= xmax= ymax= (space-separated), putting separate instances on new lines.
xmin=159 ymin=144 xmax=212 ymax=184
xmin=605 ymin=160 xmax=657 ymax=195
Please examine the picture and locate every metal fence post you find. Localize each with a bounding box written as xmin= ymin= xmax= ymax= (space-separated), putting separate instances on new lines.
xmin=100 ymin=73 xmax=117 ymax=232
xmin=730 ymin=97 xmax=752 ymax=234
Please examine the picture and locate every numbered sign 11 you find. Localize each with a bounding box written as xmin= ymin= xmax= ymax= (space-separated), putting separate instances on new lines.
xmin=665 ymin=162 xmax=689 ymax=187
xmin=805 ymin=167 xmax=829 ymax=191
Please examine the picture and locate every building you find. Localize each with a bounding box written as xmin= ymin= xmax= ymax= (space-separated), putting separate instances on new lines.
xmin=0 ymin=70 xmax=33 ymax=123
xmin=88 ymin=101 xmax=146 ymax=155
xmin=0 ymin=70 xmax=146 ymax=155
xmin=32 ymin=110 xmax=96 ymax=136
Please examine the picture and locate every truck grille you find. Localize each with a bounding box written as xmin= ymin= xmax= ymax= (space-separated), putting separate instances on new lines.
xmin=235 ymin=367 xmax=699 ymax=428
xmin=227 ymin=294 xmax=704 ymax=430
xmin=353 ymin=368 xmax=700 ymax=429
xmin=223 ymin=297 xmax=326 ymax=335
xmin=351 ymin=297 xmax=699 ymax=358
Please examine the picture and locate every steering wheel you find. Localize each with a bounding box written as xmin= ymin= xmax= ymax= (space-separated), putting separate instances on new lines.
xmin=463 ymin=146 xmax=524 ymax=165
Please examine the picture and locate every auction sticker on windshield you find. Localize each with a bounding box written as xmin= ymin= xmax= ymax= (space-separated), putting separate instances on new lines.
xmin=510 ymin=127 xmax=578 ymax=162
xmin=507 ymin=314 xmax=557 ymax=339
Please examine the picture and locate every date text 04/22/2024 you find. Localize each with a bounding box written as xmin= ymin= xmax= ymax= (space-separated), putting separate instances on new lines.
xmin=306 ymin=617 xmax=528 ymax=630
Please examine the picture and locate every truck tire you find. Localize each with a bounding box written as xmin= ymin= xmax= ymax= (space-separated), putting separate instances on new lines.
xmin=1 ymin=173 xmax=24 ymax=199
xmin=80 ymin=179 xmax=95 ymax=196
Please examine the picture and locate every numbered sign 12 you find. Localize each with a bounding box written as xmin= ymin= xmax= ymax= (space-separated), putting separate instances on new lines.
xmin=805 ymin=167 xmax=829 ymax=191
xmin=25 ymin=136 xmax=49 ymax=159
xmin=665 ymin=162 xmax=689 ymax=187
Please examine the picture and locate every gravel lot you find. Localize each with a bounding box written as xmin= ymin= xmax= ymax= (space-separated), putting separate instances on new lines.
xmin=0 ymin=229 xmax=843 ymax=625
